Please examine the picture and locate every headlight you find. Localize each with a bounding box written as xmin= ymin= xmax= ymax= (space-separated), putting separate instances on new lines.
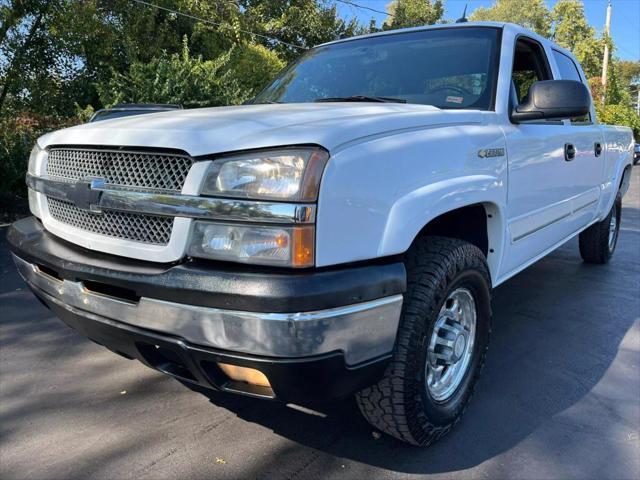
xmin=28 ymin=143 xmax=46 ymax=176
xmin=188 ymin=221 xmax=314 ymax=267
xmin=201 ymin=147 xmax=329 ymax=201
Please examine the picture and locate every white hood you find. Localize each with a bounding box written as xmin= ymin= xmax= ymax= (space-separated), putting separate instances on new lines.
xmin=38 ymin=103 xmax=483 ymax=156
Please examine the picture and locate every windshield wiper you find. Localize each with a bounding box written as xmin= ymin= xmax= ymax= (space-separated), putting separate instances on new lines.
xmin=244 ymin=99 xmax=283 ymax=105
xmin=314 ymin=95 xmax=406 ymax=104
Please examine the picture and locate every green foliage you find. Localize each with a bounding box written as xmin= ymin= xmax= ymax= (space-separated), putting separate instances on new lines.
xmin=469 ymin=0 xmax=552 ymax=37
xmin=383 ymin=0 xmax=444 ymax=30
xmin=98 ymin=38 xmax=243 ymax=108
xmin=468 ymin=0 xmax=638 ymax=136
xmin=227 ymin=44 xmax=286 ymax=99
xmin=596 ymin=103 xmax=640 ymax=139
xmin=241 ymin=0 xmax=363 ymax=62
xmin=551 ymin=0 xmax=605 ymax=79
xmin=552 ymin=0 xmax=593 ymax=49
xmin=0 ymin=113 xmax=77 ymax=198
xmin=1 ymin=0 xmax=638 ymax=207
xmin=617 ymin=61 xmax=640 ymax=88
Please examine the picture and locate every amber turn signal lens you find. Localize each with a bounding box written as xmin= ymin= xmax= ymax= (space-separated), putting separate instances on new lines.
xmin=292 ymin=226 xmax=315 ymax=268
xmin=217 ymin=363 xmax=271 ymax=388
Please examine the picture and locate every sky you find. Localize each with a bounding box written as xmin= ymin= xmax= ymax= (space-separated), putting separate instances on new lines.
xmin=335 ymin=0 xmax=640 ymax=61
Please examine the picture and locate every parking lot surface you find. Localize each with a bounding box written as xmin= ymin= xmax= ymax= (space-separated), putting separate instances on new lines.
xmin=1 ymin=167 xmax=638 ymax=480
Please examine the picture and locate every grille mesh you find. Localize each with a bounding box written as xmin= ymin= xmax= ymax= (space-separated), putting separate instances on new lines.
xmin=46 ymin=148 xmax=194 ymax=192
xmin=47 ymin=197 xmax=173 ymax=245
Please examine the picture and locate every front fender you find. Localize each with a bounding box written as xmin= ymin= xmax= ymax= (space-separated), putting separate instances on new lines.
xmin=315 ymin=122 xmax=508 ymax=272
xmin=380 ymin=174 xmax=504 ymax=255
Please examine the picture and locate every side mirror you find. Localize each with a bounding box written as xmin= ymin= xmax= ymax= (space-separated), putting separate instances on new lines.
xmin=510 ymin=80 xmax=591 ymax=123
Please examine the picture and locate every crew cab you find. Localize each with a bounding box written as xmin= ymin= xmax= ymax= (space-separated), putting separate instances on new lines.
xmin=8 ymin=22 xmax=634 ymax=446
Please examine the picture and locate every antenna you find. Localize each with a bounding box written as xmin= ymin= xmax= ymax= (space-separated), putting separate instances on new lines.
xmin=456 ymin=3 xmax=469 ymax=23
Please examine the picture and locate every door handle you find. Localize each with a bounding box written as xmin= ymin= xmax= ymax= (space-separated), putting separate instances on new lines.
xmin=594 ymin=142 xmax=603 ymax=157
xmin=564 ymin=143 xmax=576 ymax=161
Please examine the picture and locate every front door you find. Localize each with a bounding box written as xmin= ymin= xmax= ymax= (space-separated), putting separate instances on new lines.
xmin=500 ymin=37 xmax=601 ymax=278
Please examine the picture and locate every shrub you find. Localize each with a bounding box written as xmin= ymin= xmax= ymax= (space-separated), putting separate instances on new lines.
xmin=0 ymin=113 xmax=77 ymax=220
xmin=596 ymin=103 xmax=640 ymax=140
xmin=97 ymin=37 xmax=243 ymax=109
xmin=226 ymin=43 xmax=286 ymax=100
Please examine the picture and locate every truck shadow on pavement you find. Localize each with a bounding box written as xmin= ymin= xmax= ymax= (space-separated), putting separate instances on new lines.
xmin=0 ymin=204 xmax=637 ymax=477
xmin=183 ymin=220 xmax=640 ymax=475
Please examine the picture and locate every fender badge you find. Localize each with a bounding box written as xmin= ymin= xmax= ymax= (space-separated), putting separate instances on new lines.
xmin=478 ymin=148 xmax=505 ymax=158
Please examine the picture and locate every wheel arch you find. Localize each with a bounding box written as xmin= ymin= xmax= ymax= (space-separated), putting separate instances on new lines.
xmin=400 ymin=201 xmax=505 ymax=285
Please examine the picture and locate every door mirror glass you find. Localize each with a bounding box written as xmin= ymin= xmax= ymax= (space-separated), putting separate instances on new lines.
xmin=510 ymin=80 xmax=590 ymax=123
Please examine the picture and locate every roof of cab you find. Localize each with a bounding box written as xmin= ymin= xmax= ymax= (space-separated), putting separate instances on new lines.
xmin=320 ymin=21 xmax=549 ymax=48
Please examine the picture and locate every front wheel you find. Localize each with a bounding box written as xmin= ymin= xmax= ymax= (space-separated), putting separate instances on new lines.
xmin=579 ymin=195 xmax=621 ymax=264
xmin=356 ymin=237 xmax=492 ymax=446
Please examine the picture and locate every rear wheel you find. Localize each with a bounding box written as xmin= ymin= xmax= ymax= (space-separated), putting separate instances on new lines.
xmin=356 ymin=236 xmax=491 ymax=446
xmin=579 ymin=195 xmax=621 ymax=264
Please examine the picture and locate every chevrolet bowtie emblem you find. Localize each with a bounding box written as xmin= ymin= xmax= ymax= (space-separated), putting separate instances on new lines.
xmin=68 ymin=178 xmax=106 ymax=212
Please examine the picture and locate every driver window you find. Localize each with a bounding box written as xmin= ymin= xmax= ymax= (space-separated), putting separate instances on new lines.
xmin=511 ymin=38 xmax=552 ymax=108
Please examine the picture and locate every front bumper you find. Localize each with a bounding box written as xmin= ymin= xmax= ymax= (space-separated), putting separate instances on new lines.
xmin=8 ymin=217 xmax=406 ymax=402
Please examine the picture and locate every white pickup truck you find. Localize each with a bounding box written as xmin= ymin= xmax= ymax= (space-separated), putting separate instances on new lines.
xmin=9 ymin=22 xmax=634 ymax=446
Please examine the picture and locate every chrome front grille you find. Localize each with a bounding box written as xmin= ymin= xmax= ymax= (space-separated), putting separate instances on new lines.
xmin=43 ymin=147 xmax=194 ymax=246
xmin=46 ymin=147 xmax=194 ymax=192
xmin=47 ymin=197 xmax=173 ymax=245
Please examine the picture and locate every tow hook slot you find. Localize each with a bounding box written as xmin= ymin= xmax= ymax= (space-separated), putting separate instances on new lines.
xmin=136 ymin=343 xmax=197 ymax=382
xmin=35 ymin=263 xmax=62 ymax=282
xmin=82 ymin=280 xmax=140 ymax=304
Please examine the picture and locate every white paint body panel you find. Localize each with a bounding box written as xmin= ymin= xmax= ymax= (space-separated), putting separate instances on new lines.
xmin=32 ymin=22 xmax=634 ymax=284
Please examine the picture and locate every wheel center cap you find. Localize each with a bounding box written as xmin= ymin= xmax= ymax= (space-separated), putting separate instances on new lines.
xmin=452 ymin=334 xmax=466 ymax=362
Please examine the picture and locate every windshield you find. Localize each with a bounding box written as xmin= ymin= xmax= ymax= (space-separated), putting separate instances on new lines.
xmin=254 ymin=27 xmax=501 ymax=110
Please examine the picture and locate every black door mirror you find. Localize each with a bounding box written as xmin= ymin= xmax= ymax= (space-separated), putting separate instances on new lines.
xmin=511 ymin=80 xmax=591 ymax=123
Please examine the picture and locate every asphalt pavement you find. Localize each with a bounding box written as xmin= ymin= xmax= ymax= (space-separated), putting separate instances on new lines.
xmin=1 ymin=168 xmax=639 ymax=480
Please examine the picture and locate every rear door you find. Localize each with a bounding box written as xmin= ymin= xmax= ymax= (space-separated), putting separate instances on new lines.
xmin=550 ymin=48 xmax=604 ymax=213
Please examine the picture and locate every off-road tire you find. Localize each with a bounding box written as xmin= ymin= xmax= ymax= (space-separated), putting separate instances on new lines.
xmin=579 ymin=195 xmax=621 ymax=264
xmin=356 ymin=236 xmax=492 ymax=446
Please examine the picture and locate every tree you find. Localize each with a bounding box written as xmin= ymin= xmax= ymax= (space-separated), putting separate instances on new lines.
xmin=616 ymin=60 xmax=640 ymax=109
xmin=551 ymin=0 xmax=605 ymax=79
xmin=97 ymin=37 xmax=243 ymax=108
xmin=552 ymin=0 xmax=593 ymax=49
xmin=470 ymin=0 xmax=551 ymax=37
xmin=0 ymin=0 xmax=153 ymax=116
xmin=617 ymin=61 xmax=640 ymax=89
xmin=596 ymin=103 xmax=640 ymax=139
xmin=240 ymin=0 xmax=362 ymax=61
xmin=383 ymin=0 xmax=444 ymax=30
xmin=227 ymin=43 xmax=286 ymax=98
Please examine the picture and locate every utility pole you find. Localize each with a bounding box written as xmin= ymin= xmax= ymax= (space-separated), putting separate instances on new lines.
xmin=601 ymin=0 xmax=612 ymax=102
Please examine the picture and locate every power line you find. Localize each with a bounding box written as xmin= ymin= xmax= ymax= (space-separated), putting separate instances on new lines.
xmin=335 ymin=0 xmax=393 ymax=17
xmin=130 ymin=0 xmax=306 ymax=50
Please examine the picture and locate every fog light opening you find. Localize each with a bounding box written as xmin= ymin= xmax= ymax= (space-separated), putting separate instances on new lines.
xmin=217 ymin=363 xmax=271 ymax=388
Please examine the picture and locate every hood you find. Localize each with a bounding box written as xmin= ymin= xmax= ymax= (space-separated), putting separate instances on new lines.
xmin=38 ymin=103 xmax=484 ymax=156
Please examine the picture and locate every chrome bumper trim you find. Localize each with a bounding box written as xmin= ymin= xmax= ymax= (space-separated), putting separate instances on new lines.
xmin=26 ymin=174 xmax=316 ymax=224
xmin=14 ymin=255 xmax=403 ymax=365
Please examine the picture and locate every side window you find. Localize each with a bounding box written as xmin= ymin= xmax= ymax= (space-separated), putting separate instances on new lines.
xmin=511 ymin=38 xmax=552 ymax=109
xmin=552 ymin=50 xmax=592 ymax=124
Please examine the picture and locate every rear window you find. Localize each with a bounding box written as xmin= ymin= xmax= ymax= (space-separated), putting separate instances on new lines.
xmin=552 ymin=50 xmax=582 ymax=82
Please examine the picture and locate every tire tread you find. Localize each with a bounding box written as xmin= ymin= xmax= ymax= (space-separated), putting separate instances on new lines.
xmin=579 ymin=196 xmax=620 ymax=264
xmin=356 ymin=236 xmax=491 ymax=446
